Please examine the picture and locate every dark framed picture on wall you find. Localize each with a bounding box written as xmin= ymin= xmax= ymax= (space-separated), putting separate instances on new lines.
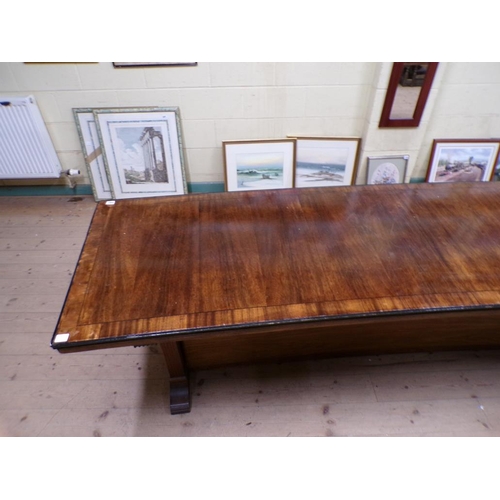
xmin=426 ymin=139 xmax=500 ymax=183
xmin=366 ymin=155 xmax=409 ymax=185
xmin=112 ymin=62 xmax=197 ymax=68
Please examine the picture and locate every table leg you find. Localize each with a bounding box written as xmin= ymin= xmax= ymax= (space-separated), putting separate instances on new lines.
xmin=160 ymin=341 xmax=191 ymax=414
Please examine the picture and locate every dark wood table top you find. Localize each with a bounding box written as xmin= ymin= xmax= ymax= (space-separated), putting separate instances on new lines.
xmin=52 ymin=182 xmax=500 ymax=350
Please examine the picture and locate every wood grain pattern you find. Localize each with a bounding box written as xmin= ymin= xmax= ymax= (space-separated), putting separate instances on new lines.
xmin=182 ymin=309 xmax=500 ymax=370
xmin=53 ymin=182 xmax=500 ymax=350
xmin=2 ymin=185 xmax=499 ymax=434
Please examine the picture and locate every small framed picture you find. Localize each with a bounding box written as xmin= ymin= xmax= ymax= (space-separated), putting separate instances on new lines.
xmin=223 ymin=139 xmax=296 ymax=192
xmin=112 ymin=62 xmax=197 ymax=68
xmin=93 ymin=107 xmax=187 ymax=199
xmin=426 ymin=139 xmax=500 ymax=183
xmin=73 ymin=108 xmax=112 ymax=201
xmin=366 ymin=155 xmax=409 ymax=185
xmin=292 ymin=137 xmax=360 ymax=188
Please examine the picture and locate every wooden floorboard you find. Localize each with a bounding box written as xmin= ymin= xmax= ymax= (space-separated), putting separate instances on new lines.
xmin=1 ymin=195 xmax=500 ymax=437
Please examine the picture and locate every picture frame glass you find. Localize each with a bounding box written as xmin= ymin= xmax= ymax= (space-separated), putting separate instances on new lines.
xmin=367 ymin=156 xmax=408 ymax=185
xmin=495 ymin=156 xmax=500 ymax=181
xmin=427 ymin=141 xmax=500 ymax=183
xmin=73 ymin=109 xmax=112 ymax=201
xmin=224 ymin=140 xmax=295 ymax=192
xmin=94 ymin=108 xmax=187 ymax=199
xmin=294 ymin=138 xmax=360 ymax=188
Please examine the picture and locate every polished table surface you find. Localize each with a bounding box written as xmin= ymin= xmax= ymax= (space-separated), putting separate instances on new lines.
xmin=52 ymin=182 xmax=500 ymax=350
xmin=51 ymin=182 xmax=500 ymax=413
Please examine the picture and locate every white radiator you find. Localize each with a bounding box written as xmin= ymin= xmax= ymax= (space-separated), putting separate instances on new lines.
xmin=0 ymin=95 xmax=62 ymax=179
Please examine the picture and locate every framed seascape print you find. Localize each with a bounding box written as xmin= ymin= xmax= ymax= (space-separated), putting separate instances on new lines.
xmin=426 ymin=139 xmax=500 ymax=183
xmin=223 ymin=139 xmax=296 ymax=192
xmin=73 ymin=108 xmax=112 ymax=201
xmin=292 ymin=137 xmax=360 ymax=188
xmin=93 ymin=107 xmax=187 ymax=199
xmin=366 ymin=155 xmax=409 ymax=185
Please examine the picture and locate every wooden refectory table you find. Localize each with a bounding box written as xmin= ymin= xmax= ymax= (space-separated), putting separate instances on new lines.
xmin=51 ymin=182 xmax=500 ymax=414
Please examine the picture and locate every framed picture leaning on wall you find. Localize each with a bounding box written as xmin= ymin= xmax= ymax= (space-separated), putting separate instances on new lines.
xmin=93 ymin=107 xmax=187 ymax=199
xmin=366 ymin=155 xmax=409 ymax=185
xmin=494 ymin=155 xmax=500 ymax=181
xmin=223 ymin=139 xmax=296 ymax=192
xmin=73 ymin=108 xmax=113 ymax=201
xmin=291 ymin=137 xmax=361 ymax=188
xmin=426 ymin=139 xmax=500 ymax=183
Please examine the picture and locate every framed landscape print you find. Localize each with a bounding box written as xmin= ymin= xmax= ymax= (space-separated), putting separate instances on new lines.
xmin=495 ymin=155 xmax=500 ymax=181
xmin=93 ymin=107 xmax=187 ymax=199
xmin=292 ymin=137 xmax=360 ymax=188
xmin=73 ymin=108 xmax=112 ymax=201
xmin=366 ymin=155 xmax=409 ymax=185
xmin=223 ymin=139 xmax=296 ymax=192
xmin=426 ymin=139 xmax=500 ymax=183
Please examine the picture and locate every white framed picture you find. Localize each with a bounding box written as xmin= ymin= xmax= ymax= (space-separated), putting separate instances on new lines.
xmin=292 ymin=137 xmax=361 ymax=188
xmin=223 ymin=139 xmax=296 ymax=192
xmin=93 ymin=107 xmax=187 ymax=199
xmin=73 ymin=108 xmax=112 ymax=201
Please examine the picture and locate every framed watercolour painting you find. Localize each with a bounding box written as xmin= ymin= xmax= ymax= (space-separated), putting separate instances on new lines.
xmin=73 ymin=108 xmax=112 ymax=201
xmin=223 ymin=139 xmax=296 ymax=192
xmin=292 ymin=137 xmax=360 ymax=188
xmin=426 ymin=139 xmax=500 ymax=183
xmin=366 ymin=155 xmax=408 ymax=185
xmin=93 ymin=107 xmax=187 ymax=199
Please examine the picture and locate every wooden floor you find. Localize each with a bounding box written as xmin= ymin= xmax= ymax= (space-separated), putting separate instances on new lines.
xmin=1 ymin=195 xmax=500 ymax=437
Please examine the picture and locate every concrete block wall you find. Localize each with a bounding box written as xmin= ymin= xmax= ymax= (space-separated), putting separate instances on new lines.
xmin=413 ymin=63 xmax=500 ymax=179
xmin=0 ymin=62 xmax=499 ymax=188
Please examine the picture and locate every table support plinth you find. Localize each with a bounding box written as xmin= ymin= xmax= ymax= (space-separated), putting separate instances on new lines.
xmin=160 ymin=341 xmax=191 ymax=414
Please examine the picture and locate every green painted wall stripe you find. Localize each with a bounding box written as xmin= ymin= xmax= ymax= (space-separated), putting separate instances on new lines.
xmin=0 ymin=185 xmax=94 ymax=196
xmin=188 ymin=182 xmax=225 ymax=193
xmin=1 ymin=180 xmax=430 ymax=196
xmin=0 ymin=182 xmax=227 ymax=197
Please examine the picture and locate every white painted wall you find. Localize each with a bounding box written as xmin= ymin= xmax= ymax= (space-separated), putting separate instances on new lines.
xmin=0 ymin=62 xmax=499 ymax=186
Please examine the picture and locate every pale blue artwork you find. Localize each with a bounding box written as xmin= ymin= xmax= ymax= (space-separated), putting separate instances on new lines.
xmin=295 ymin=146 xmax=348 ymax=187
xmin=236 ymin=152 xmax=284 ymax=189
xmin=114 ymin=126 xmax=167 ymax=184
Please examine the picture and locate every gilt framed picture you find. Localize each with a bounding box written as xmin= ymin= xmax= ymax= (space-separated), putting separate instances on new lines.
xmin=93 ymin=107 xmax=187 ymax=199
xmin=73 ymin=108 xmax=112 ymax=201
xmin=223 ymin=139 xmax=296 ymax=192
xmin=292 ymin=137 xmax=361 ymax=188
xmin=426 ymin=139 xmax=500 ymax=183
xmin=366 ymin=155 xmax=409 ymax=185
xmin=113 ymin=63 xmax=197 ymax=68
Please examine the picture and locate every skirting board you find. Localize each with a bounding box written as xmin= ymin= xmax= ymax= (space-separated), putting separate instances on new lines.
xmin=0 ymin=182 xmax=227 ymax=197
xmin=0 ymin=180 xmax=429 ymax=196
